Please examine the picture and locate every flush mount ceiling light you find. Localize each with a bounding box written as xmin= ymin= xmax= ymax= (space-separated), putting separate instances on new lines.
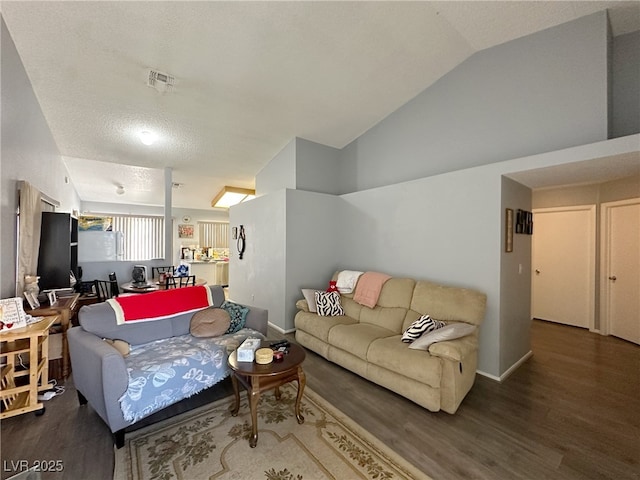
xmin=138 ymin=130 xmax=157 ymax=146
xmin=116 ymin=185 xmax=125 ymax=195
xmin=211 ymin=186 xmax=255 ymax=209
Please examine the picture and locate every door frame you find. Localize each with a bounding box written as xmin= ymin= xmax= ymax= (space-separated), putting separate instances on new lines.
xmin=600 ymin=198 xmax=640 ymax=337
xmin=532 ymin=205 xmax=596 ymax=332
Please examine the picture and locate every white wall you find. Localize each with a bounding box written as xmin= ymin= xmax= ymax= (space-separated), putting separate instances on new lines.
xmin=1 ymin=18 xmax=81 ymax=298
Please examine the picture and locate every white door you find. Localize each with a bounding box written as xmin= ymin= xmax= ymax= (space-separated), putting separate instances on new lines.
xmin=602 ymin=199 xmax=640 ymax=345
xmin=531 ymin=206 xmax=596 ymax=329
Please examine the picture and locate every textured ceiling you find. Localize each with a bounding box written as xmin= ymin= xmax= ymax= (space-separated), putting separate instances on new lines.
xmin=2 ymin=1 xmax=639 ymax=209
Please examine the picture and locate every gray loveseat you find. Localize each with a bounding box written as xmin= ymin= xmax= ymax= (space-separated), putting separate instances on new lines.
xmin=68 ymin=285 xmax=267 ymax=447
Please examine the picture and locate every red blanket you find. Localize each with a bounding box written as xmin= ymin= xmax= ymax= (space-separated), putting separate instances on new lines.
xmin=108 ymin=286 xmax=213 ymax=325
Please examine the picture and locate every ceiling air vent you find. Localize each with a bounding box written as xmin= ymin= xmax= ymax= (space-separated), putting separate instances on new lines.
xmin=147 ymin=69 xmax=175 ymax=93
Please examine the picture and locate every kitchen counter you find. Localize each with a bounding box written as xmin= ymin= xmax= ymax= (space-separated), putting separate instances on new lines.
xmin=180 ymin=260 xmax=228 ymax=286
xmin=184 ymin=259 xmax=228 ymax=264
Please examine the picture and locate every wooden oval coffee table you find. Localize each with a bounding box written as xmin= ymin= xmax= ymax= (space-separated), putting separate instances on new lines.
xmin=228 ymin=341 xmax=306 ymax=448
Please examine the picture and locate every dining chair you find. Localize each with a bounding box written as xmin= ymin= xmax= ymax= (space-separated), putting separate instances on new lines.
xmin=94 ymin=280 xmax=117 ymax=302
xmin=165 ymin=275 xmax=196 ymax=289
xmin=152 ymin=266 xmax=175 ymax=278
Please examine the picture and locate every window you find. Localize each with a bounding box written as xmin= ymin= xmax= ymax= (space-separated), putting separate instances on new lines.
xmin=112 ymin=215 xmax=164 ymax=261
xmin=198 ymin=222 xmax=229 ymax=248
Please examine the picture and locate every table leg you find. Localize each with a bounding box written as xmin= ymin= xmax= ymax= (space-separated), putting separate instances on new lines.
xmin=274 ymin=386 xmax=281 ymax=400
xmin=230 ymin=374 xmax=240 ymax=416
xmin=295 ymin=366 xmax=306 ymax=424
xmin=249 ymin=377 xmax=260 ymax=448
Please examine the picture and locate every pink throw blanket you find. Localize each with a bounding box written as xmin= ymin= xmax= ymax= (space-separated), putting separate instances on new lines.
xmin=353 ymin=271 xmax=391 ymax=308
xmin=108 ymin=285 xmax=213 ymax=325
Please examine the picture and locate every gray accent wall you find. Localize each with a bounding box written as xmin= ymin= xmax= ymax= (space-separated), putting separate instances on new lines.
xmin=1 ymin=17 xmax=80 ymax=298
xmin=340 ymin=12 xmax=609 ymax=193
xmin=255 ymin=139 xmax=296 ymax=196
xmin=295 ymin=138 xmax=343 ymax=195
xmin=500 ymin=177 xmax=532 ymax=374
xmin=229 ymin=189 xmax=342 ymax=332
xmin=611 ymin=30 xmax=640 ymax=138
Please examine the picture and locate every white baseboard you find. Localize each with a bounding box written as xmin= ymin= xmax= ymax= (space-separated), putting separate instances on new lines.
xmin=477 ymin=350 xmax=533 ymax=382
xmin=268 ymin=322 xmax=296 ymax=335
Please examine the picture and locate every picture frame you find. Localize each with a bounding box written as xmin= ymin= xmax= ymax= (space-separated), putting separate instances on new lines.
xmin=47 ymin=290 xmax=58 ymax=306
xmin=178 ymin=224 xmax=194 ymax=239
xmin=505 ymin=208 xmax=514 ymax=253
xmin=23 ymin=291 xmax=40 ymax=310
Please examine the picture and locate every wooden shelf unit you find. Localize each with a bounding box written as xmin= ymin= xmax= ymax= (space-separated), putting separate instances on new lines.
xmin=25 ymin=293 xmax=79 ymax=379
xmin=0 ymin=315 xmax=57 ymax=419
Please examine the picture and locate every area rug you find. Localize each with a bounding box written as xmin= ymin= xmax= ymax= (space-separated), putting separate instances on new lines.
xmin=114 ymin=383 xmax=431 ymax=480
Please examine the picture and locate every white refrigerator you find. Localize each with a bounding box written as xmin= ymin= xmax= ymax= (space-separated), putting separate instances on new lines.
xmin=78 ymin=231 xmax=124 ymax=262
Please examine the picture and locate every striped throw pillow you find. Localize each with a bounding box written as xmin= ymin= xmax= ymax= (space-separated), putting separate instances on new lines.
xmin=402 ymin=315 xmax=445 ymax=343
xmin=315 ymin=291 xmax=344 ymax=317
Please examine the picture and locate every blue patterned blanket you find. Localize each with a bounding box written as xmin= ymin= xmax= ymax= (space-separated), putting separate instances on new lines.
xmin=119 ymin=328 xmax=264 ymax=422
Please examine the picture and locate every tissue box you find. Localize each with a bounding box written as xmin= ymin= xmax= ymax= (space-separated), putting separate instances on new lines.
xmin=237 ymin=338 xmax=261 ymax=362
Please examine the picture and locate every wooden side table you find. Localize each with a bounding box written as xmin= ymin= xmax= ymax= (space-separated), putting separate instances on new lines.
xmin=1 ymin=315 xmax=57 ymax=419
xmin=228 ymin=342 xmax=306 ymax=448
xmin=25 ymin=293 xmax=79 ymax=379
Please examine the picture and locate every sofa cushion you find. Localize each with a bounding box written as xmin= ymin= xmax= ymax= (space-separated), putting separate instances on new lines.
xmin=340 ymin=296 xmax=363 ymax=320
xmin=79 ymin=285 xmax=228 ymax=344
xmin=190 ymin=307 xmax=231 ymax=338
xmin=401 ymin=315 xmax=445 ymax=343
xmin=328 ymin=323 xmax=395 ymax=361
xmin=360 ymin=306 xmax=408 ymax=334
xmin=301 ymin=289 xmax=322 ymax=313
xmin=103 ymin=338 xmax=130 ymax=356
xmin=377 ymin=278 xmax=416 ymax=308
xmin=409 ymin=322 xmax=477 ymax=351
xmin=294 ymin=312 xmax=357 ymax=342
xmin=367 ymin=336 xmax=442 ymax=388
xmin=315 ymin=291 xmax=344 ymax=316
xmin=410 ymin=281 xmax=486 ymax=325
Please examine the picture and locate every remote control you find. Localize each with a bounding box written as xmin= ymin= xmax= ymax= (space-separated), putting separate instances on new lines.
xmin=270 ymin=340 xmax=290 ymax=349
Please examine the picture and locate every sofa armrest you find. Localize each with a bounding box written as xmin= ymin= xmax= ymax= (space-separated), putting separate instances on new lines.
xmin=67 ymin=326 xmax=129 ymax=432
xmin=427 ymin=335 xmax=477 ymax=362
xmin=245 ymin=306 xmax=268 ymax=336
xmin=296 ymin=299 xmax=310 ymax=313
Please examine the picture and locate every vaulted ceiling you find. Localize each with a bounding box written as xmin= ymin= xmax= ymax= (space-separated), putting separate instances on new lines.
xmin=3 ymin=1 xmax=639 ymax=209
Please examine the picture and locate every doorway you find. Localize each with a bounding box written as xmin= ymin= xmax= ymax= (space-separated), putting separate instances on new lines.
xmin=601 ymin=198 xmax=640 ymax=345
xmin=531 ymin=206 xmax=596 ymax=330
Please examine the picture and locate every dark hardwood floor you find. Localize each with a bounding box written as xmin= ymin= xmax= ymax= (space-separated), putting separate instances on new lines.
xmin=1 ymin=320 xmax=638 ymax=480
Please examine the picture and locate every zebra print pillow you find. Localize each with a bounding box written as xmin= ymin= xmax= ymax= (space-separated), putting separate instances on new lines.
xmin=401 ymin=315 xmax=445 ymax=343
xmin=315 ymin=291 xmax=344 ymax=317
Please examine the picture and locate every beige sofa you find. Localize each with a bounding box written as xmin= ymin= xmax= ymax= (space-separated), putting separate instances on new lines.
xmin=294 ymin=274 xmax=487 ymax=414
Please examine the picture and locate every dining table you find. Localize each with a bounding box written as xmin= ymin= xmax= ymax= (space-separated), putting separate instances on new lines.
xmin=119 ymin=277 xmax=207 ymax=294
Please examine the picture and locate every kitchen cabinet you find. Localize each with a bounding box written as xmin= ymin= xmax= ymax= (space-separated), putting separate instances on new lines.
xmin=37 ymin=212 xmax=78 ymax=291
xmin=181 ymin=261 xmax=228 ymax=286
